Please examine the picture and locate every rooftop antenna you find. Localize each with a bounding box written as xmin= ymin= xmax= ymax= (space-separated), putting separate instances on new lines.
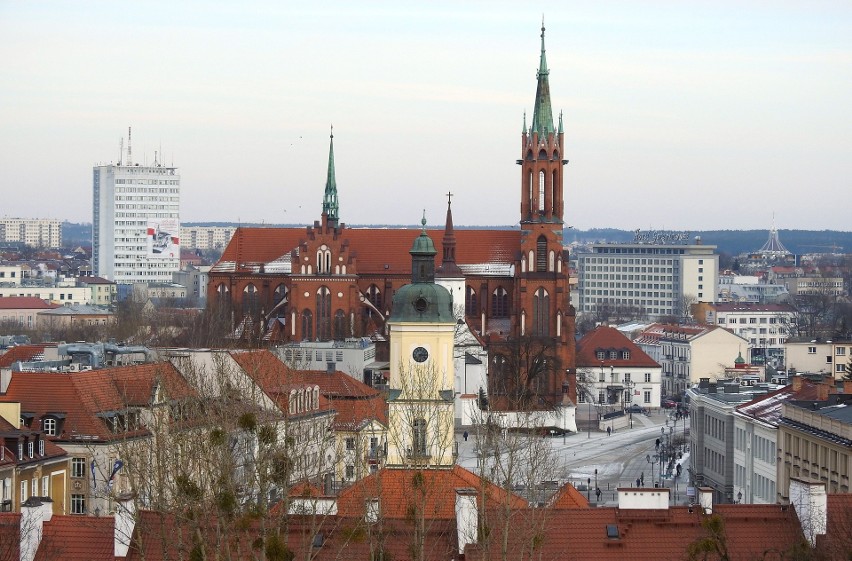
xmin=119 ymin=137 xmax=124 ymax=166
xmin=127 ymin=126 xmax=132 ymax=166
xmin=154 ymin=150 xmax=158 ymax=166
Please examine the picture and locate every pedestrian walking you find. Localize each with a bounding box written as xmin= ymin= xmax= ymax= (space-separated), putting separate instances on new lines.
xmin=606 ymin=426 xmax=611 ymax=437
xmin=463 ymin=430 xmax=468 ymax=441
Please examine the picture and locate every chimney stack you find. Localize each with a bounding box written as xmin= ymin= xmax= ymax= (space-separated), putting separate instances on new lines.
xmin=789 ymin=478 xmax=827 ymax=547
xmin=455 ymin=488 xmax=479 ymax=555
xmin=20 ymin=497 xmax=53 ymax=561
xmin=698 ymin=487 xmax=714 ymax=515
xmin=114 ymin=492 xmax=136 ymax=558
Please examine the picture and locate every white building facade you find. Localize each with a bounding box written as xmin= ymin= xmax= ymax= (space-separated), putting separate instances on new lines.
xmin=93 ymin=141 xmax=180 ymax=284
xmin=0 ymin=218 xmax=62 ymax=248
xmin=180 ymin=226 xmax=236 ymax=251
xmin=577 ymin=239 xmax=718 ymax=320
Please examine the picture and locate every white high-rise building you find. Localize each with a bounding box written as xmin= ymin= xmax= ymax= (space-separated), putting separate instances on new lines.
xmin=0 ymin=218 xmax=62 ymax=247
xmin=93 ymin=130 xmax=180 ymax=284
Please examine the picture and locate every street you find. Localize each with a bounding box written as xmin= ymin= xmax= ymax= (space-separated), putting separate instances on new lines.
xmin=457 ymin=409 xmax=691 ymax=506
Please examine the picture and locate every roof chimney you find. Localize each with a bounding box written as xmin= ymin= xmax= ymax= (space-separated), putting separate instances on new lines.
xmin=114 ymin=492 xmax=136 ymax=558
xmin=20 ymin=497 xmax=52 ymax=561
xmin=1 ymin=367 xmax=11 ymax=394
xmin=698 ymin=487 xmax=714 ymax=515
xmin=789 ymin=478 xmax=827 ymax=547
xmin=617 ymin=488 xmax=670 ymax=510
xmin=455 ymin=488 xmax=479 ymax=555
xmin=791 ymin=375 xmax=803 ymax=392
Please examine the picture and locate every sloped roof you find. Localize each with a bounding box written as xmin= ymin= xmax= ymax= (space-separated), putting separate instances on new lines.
xmin=215 ymin=227 xmax=521 ymax=275
xmin=467 ymin=504 xmax=806 ymax=560
xmin=336 ymin=465 xmax=528 ymax=519
xmin=0 ymin=297 xmax=58 ymax=310
xmin=576 ymin=326 xmax=660 ymax=368
xmin=548 ymin=481 xmax=590 ymax=508
xmin=35 ymin=515 xmax=115 ymax=561
xmin=736 ymin=381 xmax=820 ymax=426
xmin=1 ymin=362 xmax=195 ymax=442
xmin=0 ymin=344 xmax=48 ymax=367
xmin=229 ymin=350 xmax=387 ymax=427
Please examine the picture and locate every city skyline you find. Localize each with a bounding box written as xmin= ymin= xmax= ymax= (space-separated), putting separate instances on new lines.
xmin=1 ymin=1 xmax=850 ymax=231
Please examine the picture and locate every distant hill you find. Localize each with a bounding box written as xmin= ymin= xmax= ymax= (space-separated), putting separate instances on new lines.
xmin=63 ymin=222 xmax=850 ymax=256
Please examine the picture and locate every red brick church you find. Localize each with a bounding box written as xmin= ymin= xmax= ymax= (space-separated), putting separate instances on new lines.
xmin=208 ymin=26 xmax=577 ymax=407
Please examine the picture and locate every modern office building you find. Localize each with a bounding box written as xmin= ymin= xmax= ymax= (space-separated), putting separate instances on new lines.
xmin=0 ymin=218 xmax=62 ymax=248
xmin=92 ymin=130 xmax=180 ymax=284
xmin=576 ymin=238 xmax=719 ymax=320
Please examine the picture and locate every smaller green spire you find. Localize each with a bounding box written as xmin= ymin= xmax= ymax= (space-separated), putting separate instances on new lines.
xmin=322 ymin=125 xmax=339 ymax=222
xmin=558 ymin=110 xmax=564 ymax=134
xmin=523 ymin=110 xmax=527 ymax=134
xmin=530 ymin=22 xmax=555 ymax=136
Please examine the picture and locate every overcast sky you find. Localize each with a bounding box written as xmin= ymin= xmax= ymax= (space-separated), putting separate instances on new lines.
xmin=1 ymin=1 xmax=850 ymax=231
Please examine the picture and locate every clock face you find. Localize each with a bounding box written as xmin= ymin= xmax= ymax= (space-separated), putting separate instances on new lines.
xmin=412 ymin=346 xmax=429 ymax=363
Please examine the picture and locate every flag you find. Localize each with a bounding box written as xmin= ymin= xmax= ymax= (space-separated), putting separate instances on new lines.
xmin=107 ymin=459 xmax=124 ymax=490
xmin=90 ymin=459 xmax=97 ymax=490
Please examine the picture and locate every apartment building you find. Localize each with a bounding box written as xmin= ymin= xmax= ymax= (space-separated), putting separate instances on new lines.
xmin=786 ymin=338 xmax=852 ymax=378
xmin=179 ymin=226 xmax=236 ymax=251
xmin=0 ymin=218 xmax=61 ymax=248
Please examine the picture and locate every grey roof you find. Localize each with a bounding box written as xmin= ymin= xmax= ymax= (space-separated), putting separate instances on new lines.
xmin=37 ymin=305 xmax=112 ymax=316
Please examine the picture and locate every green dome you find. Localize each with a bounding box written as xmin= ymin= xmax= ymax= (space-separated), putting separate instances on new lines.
xmin=389 ymin=282 xmax=455 ymax=323
xmin=410 ymin=215 xmax=437 ymax=256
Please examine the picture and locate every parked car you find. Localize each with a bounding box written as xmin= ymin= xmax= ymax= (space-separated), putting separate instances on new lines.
xmin=627 ymin=404 xmax=645 ymax=413
xmin=662 ymin=399 xmax=677 ymax=408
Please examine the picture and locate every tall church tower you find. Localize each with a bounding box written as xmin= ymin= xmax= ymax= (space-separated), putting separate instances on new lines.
xmin=512 ymin=24 xmax=576 ymax=404
xmin=385 ymin=216 xmax=457 ymax=468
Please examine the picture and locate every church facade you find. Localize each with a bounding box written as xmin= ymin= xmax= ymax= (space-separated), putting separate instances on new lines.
xmin=208 ymin=26 xmax=576 ymax=407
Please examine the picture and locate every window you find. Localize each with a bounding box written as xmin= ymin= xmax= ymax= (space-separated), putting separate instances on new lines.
xmin=808 ymin=346 xmax=817 ymax=354
xmin=622 ymin=351 xmax=630 ymax=360
xmin=345 ymin=437 xmax=356 ymax=451
xmin=71 ymin=494 xmax=86 ymax=515
xmin=27 ymin=442 xmax=33 ymax=458
xmin=38 ymin=439 xmax=44 ymax=456
xmin=334 ymin=309 xmax=347 ymax=340
xmin=301 ymin=310 xmax=313 ymax=341
xmin=465 ymin=286 xmax=477 ymax=316
xmin=596 ymin=351 xmax=606 ymax=360
xmin=837 ymin=347 xmax=847 ymax=356
xmin=624 ymin=373 xmax=631 ymax=384
xmin=837 ymin=364 xmax=845 ymax=373
xmin=71 ymin=457 xmax=86 ymax=478
xmin=21 ymin=481 xmax=27 ymax=504
xmin=31 ymin=478 xmax=37 ymax=497
xmin=316 ymin=287 xmax=332 ymax=341
xmin=43 ymin=417 xmax=56 ymax=436
xmin=412 ymin=419 xmax=427 ymax=457
xmin=491 ymin=287 xmax=509 ymax=318
xmin=532 ymin=288 xmax=549 ymax=336
xmin=644 ymin=373 xmax=651 ymax=383
xmin=536 ymin=235 xmax=547 ymax=271
xmin=538 ymin=171 xmax=545 ymax=212
xmin=345 ymin=465 xmax=355 ymax=479
xmin=827 ymin=356 xmax=833 ymax=364
xmin=41 ymin=476 xmax=49 ymax=498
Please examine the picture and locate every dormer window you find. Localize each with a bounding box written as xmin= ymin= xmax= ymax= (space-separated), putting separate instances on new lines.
xmin=43 ymin=418 xmax=57 ymax=436
xmin=18 ymin=443 xmax=23 ymax=461
xmin=622 ymin=351 xmax=630 ymax=360
xmin=28 ymin=441 xmax=34 ymax=458
xmin=596 ymin=350 xmax=606 ymax=360
xmin=38 ymin=439 xmax=44 ymax=456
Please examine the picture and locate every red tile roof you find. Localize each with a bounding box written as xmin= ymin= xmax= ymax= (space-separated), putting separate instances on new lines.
xmin=576 ymin=326 xmax=659 ymax=368
xmin=0 ymin=362 xmax=196 ymax=442
xmin=336 ymin=465 xmax=528 ymax=519
xmin=229 ymin=350 xmax=387 ymax=427
xmin=0 ymin=297 xmax=58 ymax=310
xmin=35 ymin=515 xmax=115 ymax=561
xmin=549 ymin=482 xmax=590 ymax=508
xmin=0 ymin=344 xmax=48 ymax=368
xmin=467 ymin=504 xmax=806 ymax=561
xmin=218 ymin=227 xmax=521 ymax=274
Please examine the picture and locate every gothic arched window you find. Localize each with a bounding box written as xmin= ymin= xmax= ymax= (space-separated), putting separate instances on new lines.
xmin=334 ymin=309 xmax=347 ymax=340
xmin=536 ymin=236 xmax=547 ymax=272
xmin=465 ymin=286 xmax=477 ymax=316
xmin=538 ymin=171 xmax=545 ymax=212
xmin=491 ymin=287 xmax=509 ymax=318
xmin=533 ymin=287 xmax=550 ymax=336
xmin=301 ymin=310 xmax=313 ymax=341
xmin=243 ymin=284 xmax=259 ymax=317
xmin=316 ymin=287 xmax=332 ymax=341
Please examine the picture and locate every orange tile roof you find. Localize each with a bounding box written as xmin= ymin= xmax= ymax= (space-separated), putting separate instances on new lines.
xmin=336 ymin=465 xmax=528 ymax=519
xmin=0 ymin=344 xmax=48 ymax=367
xmin=0 ymin=297 xmax=59 ymax=310
xmin=35 ymin=515 xmax=115 ymax=561
xmin=548 ymin=482 xmax=590 ymax=508
xmin=467 ymin=504 xmax=806 ymax=561
xmin=0 ymin=362 xmax=195 ymax=442
xmin=576 ymin=326 xmax=660 ymax=368
xmin=218 ymin=227 xmax=521 ymax=274
xmin=229 ymin=350 xmax=387 ymax=427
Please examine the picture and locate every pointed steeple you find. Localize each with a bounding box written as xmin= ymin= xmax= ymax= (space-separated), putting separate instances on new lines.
xmin=437 ymin=192 xmax=463 ymax=277
xmin=409 ymin=212 xmax=437 ymax=284
xmin=322 ymin=126 xmax=339 ymax=224
xmin=530 ymin=21 xmax=554 ymax=136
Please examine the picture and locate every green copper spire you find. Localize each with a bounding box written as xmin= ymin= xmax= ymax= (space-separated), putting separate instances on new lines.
xmin=530 ymin=22 xmax=555 ymax=136
xmin=322 ymin=125 xmax=339 ymax=222
xmin=558 ymin=110 xmax=564 ymax=134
